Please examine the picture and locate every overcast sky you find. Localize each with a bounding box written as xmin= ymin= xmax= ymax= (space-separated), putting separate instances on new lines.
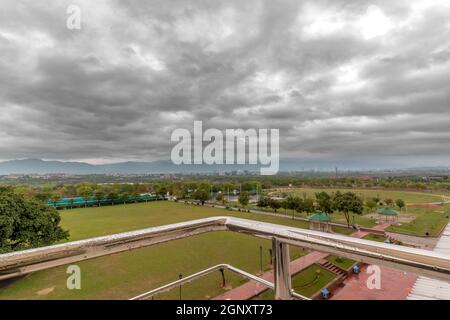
xmin=0 ymin=0 xmax=450 ymax=168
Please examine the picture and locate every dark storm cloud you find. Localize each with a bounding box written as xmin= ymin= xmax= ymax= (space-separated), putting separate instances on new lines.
xmin=0 ymin=0 xmax=450 ymax=167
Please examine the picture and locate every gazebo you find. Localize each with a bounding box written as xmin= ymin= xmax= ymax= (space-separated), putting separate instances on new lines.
xmin=308 ymin=211 xmax=332 ymax=233
xmin=376 ymin=207 xmax=399 ymax=223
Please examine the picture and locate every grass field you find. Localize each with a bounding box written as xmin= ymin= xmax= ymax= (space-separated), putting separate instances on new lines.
xmin=275 ymin=188 xmax=444 ymax=204
xmin=1 ymin=199 xmax=447 ymax=300
xmin=386 ymin=205 xmax=449 ymax=237
xmin=0 ymin=201 xmax=324 ymax=300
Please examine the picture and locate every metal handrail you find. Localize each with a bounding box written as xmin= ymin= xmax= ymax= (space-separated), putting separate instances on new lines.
xmin=1 ymin=216 xmax=450 ymax=299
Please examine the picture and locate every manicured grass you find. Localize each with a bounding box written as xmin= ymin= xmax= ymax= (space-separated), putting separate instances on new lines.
xmin=325 ymin=256 xmax=355 ymax=270
xmin=1 ymin=200 xmax=445 ymax=299
xmin=254 ymin=264 xmax=336 ymax=299
xmin=385 ymin=206 xmax=450 ymax=237
xmin=279 ymin=188 xmax=443 ymax=204
xmin=363 ymin=233 xmax=387 ymax=243
xmin=0 ymin=202 xmax=315 ymax=300
xmin=292 ymin=265 xmax=336 ymax=297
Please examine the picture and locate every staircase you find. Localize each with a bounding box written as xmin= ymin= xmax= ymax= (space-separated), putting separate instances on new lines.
xmin=318 ymin=260 xmax=348 ymax=278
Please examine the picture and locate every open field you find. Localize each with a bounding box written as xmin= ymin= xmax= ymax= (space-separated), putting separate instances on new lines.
xmin=386 ymin=205 xmax=450 ymax=237
xmin=274 ymin=188 xmax=445 ymax=204
xmin=1 ymin=199 xmax=447 ymax=299
xmin=0 ymin=201 xmax=320 ymax=300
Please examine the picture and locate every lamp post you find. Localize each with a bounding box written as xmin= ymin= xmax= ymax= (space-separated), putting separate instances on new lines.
xmin=259 ymin=245 xmax=263 ymax=273
xmin=179 ymin=273 xmax=182 ymax=300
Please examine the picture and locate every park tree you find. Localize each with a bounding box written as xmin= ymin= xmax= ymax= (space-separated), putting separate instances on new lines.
xmin=395 ymin=199 xmax=405 ymax=211
xmin=315 ymin=191 xmax=333 ymax=214
xmin=193 ymin=189 xmax=210 ymax=205
xmin=76 ymin=184 xmax=94 ymax=207
xmin=365 ymin=199 xmax=378 ymax=212
xmin=302 ymin=198 xmax=315 ymax=214
xmin=384 ymin=198 xmax=394 ymax=206
xmin=238 ymin=191 xmax=250 ymax=208
xmin=269 ymin=199 xmax=282 ymax=212
xmin=257 ymin=196 xmax=270 ymax=208
xmin=0 ymin=187 xmax=69 ymax=253
xmin=333 ymin=191 xmax=363 ymax=227
xmin=107 ymin=192 xmax=118 ymax=205
xmin=94 ymin=189 xmax=105 ymax=206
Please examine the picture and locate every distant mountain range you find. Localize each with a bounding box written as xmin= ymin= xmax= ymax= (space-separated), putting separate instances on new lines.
xmin=0 ymin=159 xmax=262 ymax=175
xmin=0 ymin=159 xmax=448 ymax=175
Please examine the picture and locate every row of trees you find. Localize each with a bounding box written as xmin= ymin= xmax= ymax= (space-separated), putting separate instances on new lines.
xmin=257 ymin=191 xmax=364 ymax=227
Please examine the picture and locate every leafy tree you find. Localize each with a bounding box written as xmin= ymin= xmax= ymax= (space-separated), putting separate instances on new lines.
xmin=315 ymin=191 xmax=333 ymax=214
xmin=94 ymin=189 xmax=105 ymax=206
xmin=0 ymin=187 xmax=69 ymax=253
xmin=269 ymin=199 xmax=281 ymax=212
xmin=107 ymin=192 xmax=118 ymax=205
xmin=395 ymin=199 xmax=405 ymax=211
xmin=302 ymin=198 xmax=315 ymax=214
xmin=365 ymin=199 xmax=378 ymax=212
xmin=333 ymin=191 xmax=363 ymax=227
xmin=238 ymin=191 xmax=250 ymax=207
xmin=76 ymin=185 xmax=93 ymax=207
xmin=385 ymin=198 xmax=394 ymax=206
xmin=257 ymin=196 xmax=270 ymax=208
xmin=193 ymin=189 xmax=210 ymax=205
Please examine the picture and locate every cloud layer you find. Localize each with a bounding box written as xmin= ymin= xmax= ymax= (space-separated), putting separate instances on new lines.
xmin=1 ymin=0 xmax=450 ymax=168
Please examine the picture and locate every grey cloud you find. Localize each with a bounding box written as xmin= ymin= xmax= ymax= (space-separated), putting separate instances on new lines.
xmin=0 ymin=0 xmax=450 ymax=167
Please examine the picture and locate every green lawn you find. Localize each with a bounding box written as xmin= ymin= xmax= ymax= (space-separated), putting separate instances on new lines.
xmin=253 ymin=264 xmax=336 ymax=299
xmin=325 ymin=256 xmax=355 ymax=270
xmin=363 ymin=233 xmax=387 ymax=243
xmin=0 ymin=201 xmax=319 ymax=300
xmin=386 ymin=206 xmax=449 ymax=237
xmin=1 ymin=200 xmax=446 ymax=300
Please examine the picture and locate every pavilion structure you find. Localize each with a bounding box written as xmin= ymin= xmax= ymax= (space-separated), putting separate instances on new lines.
xmin=308 ymin=211 xmax=332 ymax=233
xmin=376 ymin=207 xmax=399 ymax=223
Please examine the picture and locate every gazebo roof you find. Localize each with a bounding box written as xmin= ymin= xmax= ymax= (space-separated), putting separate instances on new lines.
xmin=309 ymin=211 xmax=331 ymax=222
xmin=376 ymin=207 xmax=399 ymax=216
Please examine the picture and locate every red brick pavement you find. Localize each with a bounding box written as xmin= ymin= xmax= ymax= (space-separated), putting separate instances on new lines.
xmin=330 ymin=265 xmax=417 ymax=300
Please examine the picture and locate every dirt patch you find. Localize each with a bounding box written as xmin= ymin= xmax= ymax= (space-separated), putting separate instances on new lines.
xmin=36 ymin=287 xmax=55 ymax=296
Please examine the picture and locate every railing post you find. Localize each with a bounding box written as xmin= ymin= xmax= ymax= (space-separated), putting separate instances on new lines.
xmin=272 ymin=238 xmax=292 ymax=300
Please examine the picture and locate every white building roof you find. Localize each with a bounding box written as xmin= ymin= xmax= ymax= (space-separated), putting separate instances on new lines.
xmin=407 ymin=222 xmax=450 ymax=300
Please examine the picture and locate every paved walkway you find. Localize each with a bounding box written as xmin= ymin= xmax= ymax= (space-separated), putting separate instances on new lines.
xmin=212 ymin=251 xmax=328 ymax=300
xmin=330 ymin=265 xmax=417 ymax=300
xmin=331 ymin=222 xmax=419 ymax=300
